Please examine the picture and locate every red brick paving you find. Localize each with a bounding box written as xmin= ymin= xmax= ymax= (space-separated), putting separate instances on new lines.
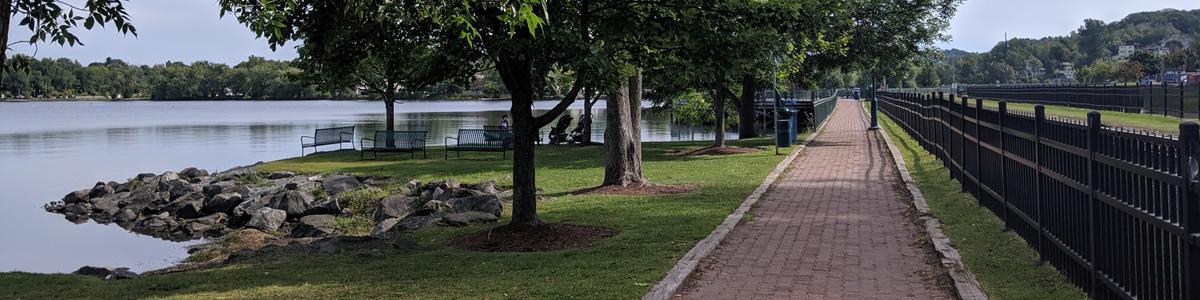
xmin=677 ymin=100 xmax=949 ymax=300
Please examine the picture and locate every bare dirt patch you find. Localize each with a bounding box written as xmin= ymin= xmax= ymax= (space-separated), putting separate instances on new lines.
xmin=449 ymin=223 xmax=618 ymax=252
xmin=668 ymin=146 xmax=763 ymax=156
xmin=570 ymin=183 xmax=698 ymax=196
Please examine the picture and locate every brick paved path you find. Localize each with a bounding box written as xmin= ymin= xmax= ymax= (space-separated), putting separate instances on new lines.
xmin=678 ymin=100 xmax=949 ymax=299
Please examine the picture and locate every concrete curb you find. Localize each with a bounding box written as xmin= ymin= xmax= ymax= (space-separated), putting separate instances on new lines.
xmin=641 ymin=105 xmax=836 ymax=300
xmin=864 ymin=103 xmax=989 ymax=300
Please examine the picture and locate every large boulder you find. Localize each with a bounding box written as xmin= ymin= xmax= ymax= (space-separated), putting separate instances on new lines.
xmin=61 ymin=189 xmax=91 ymax=204
xmin=159 ymin=179 xmax=196 ymax=201
xmin=164 ymin=192 xmax=205 ymax=219
xmin=267 ymin=171 xmax=295 ymax=179
xmin=447 ymin=194 xmax=502 ymax=218
xmin=303 ymin=198 xmax=341 ymax=215
xmin=370 ymin=218 xmax=401 ymax=237
xmin=72 ymin=266 xmax=115 ymax=278
xmin=245 ymin=207 xmax=287 ymax=232
xmin=474 ymin=179 xmax=501 ymax=195
xmin=114 ymin=209 xmax=139 ymax=223
xmin=373 ymin=195 xmax=420 ymax=222
xmin=88 ymin=182 xmax=115 ymax=199
xmin=265 ymin=190 xmax=314 ymax=216
xmin=290 ymin=214 xmax=337 ymax=238
xmin=179 ymin=167 xmax=209 ymax=180
xmin=432 ymin=187 xmax=452 ymax=201
xmin=91 ymin=196 xmax=121 ymax=217
xmin=232 ymin=196 xmax=267 ymax=224
xmin=203 ymin=193 xmax=244 ymax=215
xmin=321 ymin=175 xmax=362 ymax=196
xmin=440 ymin=211 xmax=500 ymax=226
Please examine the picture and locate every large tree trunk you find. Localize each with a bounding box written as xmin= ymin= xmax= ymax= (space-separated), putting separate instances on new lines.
xmin=712 ymin=86 xmax=727 ymax=148
xmin=603 ymin=71 xmax=646 ymax=186
xmin=497 ymin=56 xmax=543 ymax=226
xmin=384 ymin=94 xmax=395 ymax=131
xmin=737 ymin=75 xmax=759 ymax=138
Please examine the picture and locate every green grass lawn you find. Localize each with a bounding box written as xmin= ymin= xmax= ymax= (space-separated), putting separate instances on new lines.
xmin=969 ymin=98 xmax=1186 ymax=134
xmin=1 ymin=138 xmax=797 ymax=299
xmin=875 ymin=105 xmax=1086 ymax=299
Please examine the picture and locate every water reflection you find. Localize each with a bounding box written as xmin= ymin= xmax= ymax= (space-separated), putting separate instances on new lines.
xmin=0 ymin=99 xmax=732 ymax=273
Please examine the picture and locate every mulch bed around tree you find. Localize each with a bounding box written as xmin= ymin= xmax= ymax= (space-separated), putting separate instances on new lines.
xmin=449 ymin=223 xmax=619 ymax=252
xmin=570 ymin=183 xmax=698 ymax=196
xmin=669 ymin=146 xmax=763 ymax=156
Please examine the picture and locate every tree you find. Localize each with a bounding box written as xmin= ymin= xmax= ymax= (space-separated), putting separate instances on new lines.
xmin=1 ymin=0 xmax=136 ymax=84
xmin=1128 ymin=49 xmax=1161 ymax=78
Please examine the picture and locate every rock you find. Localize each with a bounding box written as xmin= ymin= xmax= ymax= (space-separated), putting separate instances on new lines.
xmin=61 ymin=189 xmax=91 ymax=204
xmin=476 ymin=180 xmax=500 ymax=195
xmin=192 ymin=212 xmax=228 ymax=226
xmin=114 ymin=209 xmax=138 ymax=223
xmin=159 ymin=171 xmax=180 ymax=183
xmin=245 ymin=207 xmax=287 ymax=232
xmin=497 ymin=190 xmax=514 ymax=201
xmin=422 ymin=200 xmax=451 ymax=212
xmin=267 ymin=171 xmax=295 ymax=179
xmin=405 ymin=179 xmax=422 ymax=191
xmin=447 ymin=194 xmax=502 ymax=218
xmin=373 ymin=195 xmax=419 ymax=222
xmin=164 ymin=192 xmax=205 ymax=219
xmin=201 ymin=184 xmax=224 ymax=198
xmin=321 ymin=175 xmax=362 ymax=196
xmin=159 ymin=179 xmax=195 ymax=201
xmin=284 ymin=182 xmax=300 ymax=190
xmin=133 ymin=214 xmax=178 ymax=235
xmin=107 ymin=268 xmax=139 ymax=280
xmin=439 ymin=212 xmax=499 ymax=226
xmin=62 ymin=202 xmax=91 ymax=216
xmin=432 ymin=187 xmax=452 ymax=201
xmin=291 ymin=214 xmax=337 ymax=238
xmin=88 ymin=183 xmax=114 ymax=199
xmin=440 ymin=179 xmax=461 ymax=190
xmin=265 ymin=190 xmax=314 ymax=216
xmin=179 ymin=167 xmax=209 ymax=179
xmin=453 ymin=188 xmax=489 ymax=198
xmin=203 ymin=193 xmax=244 ymax=215
xmin=232 ymin=196 xmax=267 ymax=223
xmin=113 ymin=182 xmax=131 ymax=194
xmin=393 ymin=215 xmax=440 ymax=231
xmin=370 ymin=218 xmax=400 ymax=237
xmin=304 ymin=198 xmax=341 ymax=215
xmin=91 ymin=197 xmax=121 ymax=216
xmin=419 ymin=190 xmax=433 ymax=201
xmin=72 ymin=266 xmax=115 ymax=278
xmin=135 ymin=173 xmax=157 ymax=181
xmin=183 ymin=222 xmax=213 ymax=235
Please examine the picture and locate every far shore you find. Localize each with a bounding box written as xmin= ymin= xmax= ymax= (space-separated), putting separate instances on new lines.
xmin=0 ymin=97 xmax=518 ymax=103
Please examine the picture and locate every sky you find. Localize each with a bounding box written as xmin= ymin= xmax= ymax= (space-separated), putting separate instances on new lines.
xmin=939 ymin=0 xmax=1200 ymax=52
xmin=8 ymin=0 xmax=1200 ymax=65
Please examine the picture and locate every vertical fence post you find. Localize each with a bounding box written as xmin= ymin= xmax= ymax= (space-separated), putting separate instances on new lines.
xmin=975 ymin=98 xmax=984 ymax=206
xmin=1182 ymin=82 xmax=1187 ymax=118
xmin=1034 ymin=105 xmax=1046 ymax=263
xmin=960 ymin=95 xmax=969 ymax=193
xmin=998 ymin=101 xmax=1010 ymax=230
xmin=1180 ymin=121 xmax=1200 ymax=300
xmin=1164 ymin=81 xmax=1169 ymax=117
xmin=1086 ymin=111 xmax=1101 ymax=297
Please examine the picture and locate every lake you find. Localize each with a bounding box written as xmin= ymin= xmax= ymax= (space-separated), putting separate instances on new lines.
xmin=0 ymin=100 xmax=732 ymax=273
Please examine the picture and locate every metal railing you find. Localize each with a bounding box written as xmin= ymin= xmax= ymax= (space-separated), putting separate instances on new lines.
xmin=878 ymin=91 xmax=1200 ymax=300
xmin=961 ymin=83 xmax=1200 ymax=118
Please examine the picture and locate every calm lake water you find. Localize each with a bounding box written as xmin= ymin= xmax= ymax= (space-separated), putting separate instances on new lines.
xmin=0 ymin=100 xmax=732 ymax=273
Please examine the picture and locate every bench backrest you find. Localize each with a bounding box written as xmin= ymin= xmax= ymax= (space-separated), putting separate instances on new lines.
xmin=314 ymin=126 xmax=355 ymax=145
xmin=370 ymin=130 xmax=426 ymax=149
xmin=457 ymin=129 xmax=512 ymax=148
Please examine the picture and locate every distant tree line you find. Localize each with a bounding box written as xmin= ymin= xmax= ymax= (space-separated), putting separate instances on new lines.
xmin=875 ymin=9 xmax=1200 ymax=87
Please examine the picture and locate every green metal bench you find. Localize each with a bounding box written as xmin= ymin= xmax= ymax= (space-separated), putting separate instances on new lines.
xmin=445 ymin=129 xmax=512 ymax=159
xmin=301 ymin=126 xmax=355 ymax=155
xmin=360 ymin=130 xmax=427 ymax=159
xmin=484 ymin=125 xmax=542 ymax=144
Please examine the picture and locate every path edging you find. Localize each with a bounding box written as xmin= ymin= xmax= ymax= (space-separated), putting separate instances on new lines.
xmin=864 ymin=103 xmax=989 ymax=300
xmin=641 ymin=108 xmax=836 ymax=300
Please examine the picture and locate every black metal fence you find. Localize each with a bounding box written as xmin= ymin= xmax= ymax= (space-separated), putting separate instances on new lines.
xmin=962 ymin=83 xmax=1200 ymax=118
xmin=877 ymin=91 xmax=1200 ymax=300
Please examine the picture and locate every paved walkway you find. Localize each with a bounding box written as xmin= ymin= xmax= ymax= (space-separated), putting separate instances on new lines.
xmin=678 ymin=100 xmax=949 ymax=299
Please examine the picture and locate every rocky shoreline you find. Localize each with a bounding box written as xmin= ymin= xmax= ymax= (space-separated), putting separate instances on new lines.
xmin=45 ymin=165 xmax=508 ymax=279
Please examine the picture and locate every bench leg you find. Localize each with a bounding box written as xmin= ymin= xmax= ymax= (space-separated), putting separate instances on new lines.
xmin=422 ymin=149 xmax=428 ymax=159
xmin=444 ymin=149 xmax=448 ymax=160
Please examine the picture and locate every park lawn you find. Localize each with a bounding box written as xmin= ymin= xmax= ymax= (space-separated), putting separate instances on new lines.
xmin=0 ymin=138 xmax=797 ymax=299
xmin=875 ymin=105 xmax=1087 ymax=299
xmin=973 ymin=98 xmax=1186 ymax=134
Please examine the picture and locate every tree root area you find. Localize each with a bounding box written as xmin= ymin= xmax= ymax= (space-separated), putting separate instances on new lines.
xmin=669 ymin=146 xmax=763 ymax=156
xmin=570 ymin=183 xmax=698 ymax=196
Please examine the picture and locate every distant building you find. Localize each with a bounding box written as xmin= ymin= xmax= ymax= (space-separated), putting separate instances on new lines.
xmin=1058 ymin=62 xmax=1076 ymax=81
xmin=1115 ymin=45 xmax=1136 ymax=59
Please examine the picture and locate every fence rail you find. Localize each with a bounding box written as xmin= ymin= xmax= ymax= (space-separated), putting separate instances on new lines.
xmin=877 ymin=91 xmax=1200 ymax=300
xmin=961 ymin=83 xmax=1200 ymax=118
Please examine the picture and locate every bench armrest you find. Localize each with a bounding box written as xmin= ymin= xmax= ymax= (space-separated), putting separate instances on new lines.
xmin=301 ymin=135 xmax=314 ymax=141
xmin=360 ymin=138 xmax=374 ymax=149
xmin=444 ymin=136 xmax=458 ymax=146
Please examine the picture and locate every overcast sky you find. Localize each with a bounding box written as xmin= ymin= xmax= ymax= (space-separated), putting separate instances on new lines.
xmin=9 ymin=0 xmax=1200 ymax=65
xmin=939 ymin=0 xmax=1200 ymax=52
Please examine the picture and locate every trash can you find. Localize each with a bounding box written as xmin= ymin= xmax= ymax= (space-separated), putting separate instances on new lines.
xmin=775 ymin=109 xmax=795 ymax=147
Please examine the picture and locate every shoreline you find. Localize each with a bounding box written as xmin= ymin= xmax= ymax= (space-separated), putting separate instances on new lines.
xmin=0 ymin=97 xmax=518 ymax=103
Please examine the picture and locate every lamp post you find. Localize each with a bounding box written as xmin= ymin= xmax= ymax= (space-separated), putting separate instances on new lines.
xmin=869 ymin=70 xmax=879 ymax=130
xmin=773 ymin=52 xmax=780 ymax=155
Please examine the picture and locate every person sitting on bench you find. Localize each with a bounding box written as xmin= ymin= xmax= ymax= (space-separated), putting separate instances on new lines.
xmin=499 ymin=114 xmax=510 ymax=129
